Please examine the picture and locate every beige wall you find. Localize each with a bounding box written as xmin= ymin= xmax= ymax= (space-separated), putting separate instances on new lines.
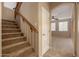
xmin=20 ymin=2 xmax=38 ymax=29
xmin=38 ymin=2 xmax=50 ymax=56
xmin=0 ymin=2 xmax=2 ymax=56
xmin=50 ymin=3 xmax=74 ymax=38
xmin=38 ymin=3 xmax=42 ymax=56
xmin=49 ymin=3 xmax=62 ymax=10
xmin=2 ymin=3 xmax=15 ymax=20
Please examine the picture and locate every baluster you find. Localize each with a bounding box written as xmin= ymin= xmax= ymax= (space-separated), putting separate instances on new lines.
xmin=29 ymin=26 xmax=31 ymax=44
xmin=27 ymin=24 xmax=30 ymax=44
xmin=35 ymin=32 xmax=38 ymax=54
xmin=25 ymin=22 xmax=28 ymax=42
xmin=34 ymin=31 xmax=36 ymax=50
xmin=32 ymin=30 xmax=35 ymax=49
xmin=30 ymin=27 xmax=33 ymax=46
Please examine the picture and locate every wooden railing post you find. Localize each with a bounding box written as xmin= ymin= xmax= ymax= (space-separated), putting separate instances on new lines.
xmin=15 ymin=2 xmax=22 ymax=19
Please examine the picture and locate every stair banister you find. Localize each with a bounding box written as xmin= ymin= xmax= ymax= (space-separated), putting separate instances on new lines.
xmin=15 ymin=2 xmax=38 ymax=55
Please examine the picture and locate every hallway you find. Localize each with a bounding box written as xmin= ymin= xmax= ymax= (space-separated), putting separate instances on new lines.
xmin=44 ymin=37 xmax=74 ymax=57
xmin=43 ymin=3 xmax=74 ymax=57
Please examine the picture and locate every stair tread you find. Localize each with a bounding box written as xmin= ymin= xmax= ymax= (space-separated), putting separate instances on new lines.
xmin=2 ymin=32 xmax=22 ymax=35
xmin=2 ymin=36 xmax=25 ymax=42
xmin=11 ymin=46 xmax=32 ymax=56
xmin=3 ymin=41 xmax=27 ymax=50
xmin=3 ymin=46 xmax=32 ymax=57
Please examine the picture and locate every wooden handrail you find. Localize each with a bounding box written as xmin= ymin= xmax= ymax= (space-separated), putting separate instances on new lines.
xmin=15 ymin=2 xmax=22 ymax=11
xmin=15 ymin=2 xmax=38 ymax=32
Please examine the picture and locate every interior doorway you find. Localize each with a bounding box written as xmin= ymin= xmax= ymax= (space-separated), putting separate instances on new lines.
xmin=44 ymin=3 xmax=74 ymax=57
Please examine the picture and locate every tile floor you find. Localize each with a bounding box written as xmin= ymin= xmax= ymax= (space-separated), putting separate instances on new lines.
xmin=44 ymin=37 xmax=74 ymax=57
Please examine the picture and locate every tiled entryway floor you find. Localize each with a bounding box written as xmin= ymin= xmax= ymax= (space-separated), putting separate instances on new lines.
xmin=44 ymin=37 xmax=74 ymax=57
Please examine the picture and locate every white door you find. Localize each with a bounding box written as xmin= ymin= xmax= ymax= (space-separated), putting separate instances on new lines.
xmin=41 ymin=7 xmax=49 ymax=55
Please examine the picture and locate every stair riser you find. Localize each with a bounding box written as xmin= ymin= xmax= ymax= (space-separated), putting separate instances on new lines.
xmin=2 ymin=23 xmax=17 ymax=26
xmin=2 ymin=30 xmax=21 ymax=33
xmin=2 ymin=22 xmax=17 ymax=25
xmin=2 ymin=25 xmax=18 ymax=28
xmin=2 ymin=26 xmax=19 ymax=28
xmin=2 ymin=37 xmax=26 ymax=46
xmin=2 ymin=27 xmax=19 ymax=29
xmin=2 ymin=34 xmax=23 ymax=39
xmin=2 ymin=43 xmax=29 ymax=54
xmin=2 ymin=24 xmax=17 ymax=27
xmin=2 ymin=20 xmax=16 ymax=23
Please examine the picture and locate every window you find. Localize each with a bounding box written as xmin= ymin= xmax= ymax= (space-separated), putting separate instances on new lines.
xmin=51 ymin=23 xmax=56 ymax=31
xmin=4 ymin=2 xmax=16 ymax=10
xmin=59 ymin=22 xmax=68 ymax=31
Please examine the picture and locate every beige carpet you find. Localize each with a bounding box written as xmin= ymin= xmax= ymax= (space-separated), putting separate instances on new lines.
xmin=44 ymin=37 xmax=74 ymax=57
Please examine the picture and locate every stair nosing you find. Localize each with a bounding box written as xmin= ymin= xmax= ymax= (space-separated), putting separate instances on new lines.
xmin=2 ymin=41 xmax=27 ymax=50
xmin=2 ymin=36 xmax=25 ymax=42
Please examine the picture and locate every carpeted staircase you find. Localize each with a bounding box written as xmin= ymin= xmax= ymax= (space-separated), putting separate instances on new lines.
xmin=2 ymin=19 xmax=36 ymax=57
